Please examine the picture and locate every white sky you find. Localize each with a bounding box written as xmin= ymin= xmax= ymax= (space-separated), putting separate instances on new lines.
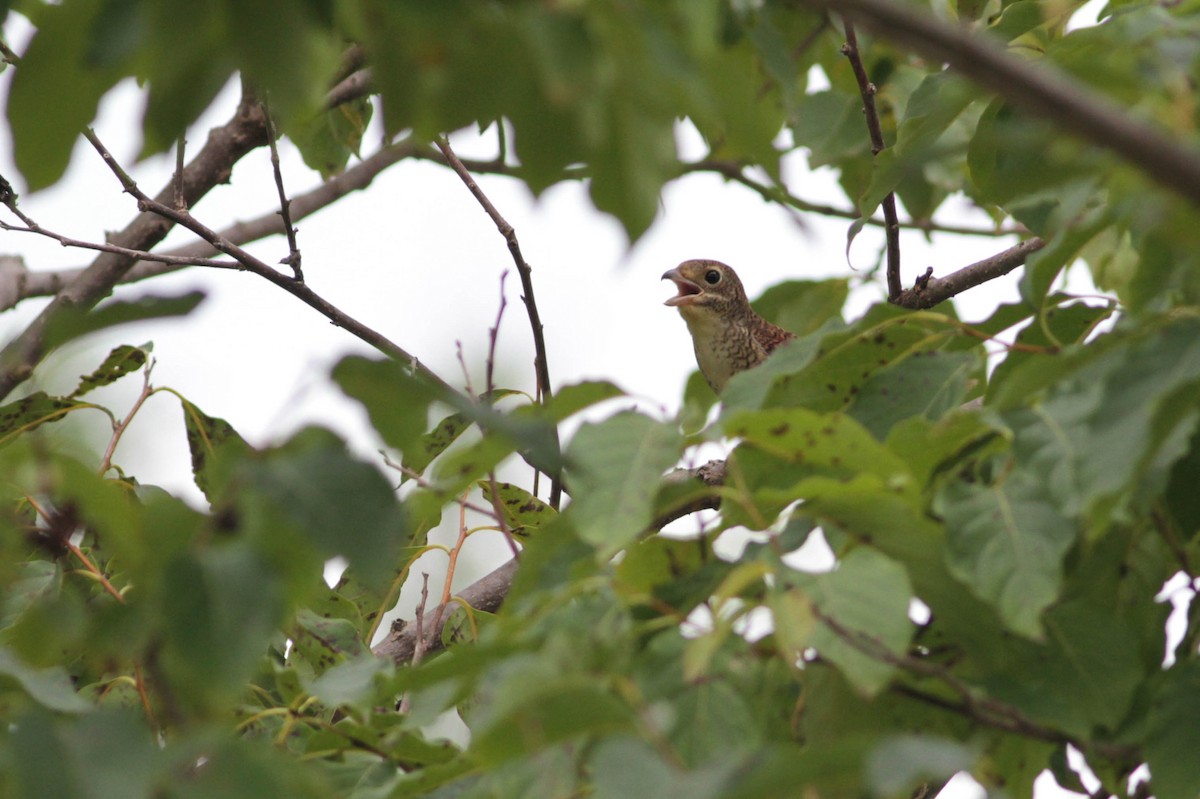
xmin=0 ymin=11 xmax=1118 ymax=797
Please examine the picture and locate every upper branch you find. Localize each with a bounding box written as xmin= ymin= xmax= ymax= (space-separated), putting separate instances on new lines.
xmin=892 ymin=237 xmax=1045 ymax=309
xmin=0 ymin=95 xmax=270 ymax=402
xmin=801 ymin=0 xmax=1200 ymax=207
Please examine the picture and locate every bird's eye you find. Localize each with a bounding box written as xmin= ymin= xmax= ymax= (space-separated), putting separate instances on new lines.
xmin=704 ymin=269 xmax=721 ymax=285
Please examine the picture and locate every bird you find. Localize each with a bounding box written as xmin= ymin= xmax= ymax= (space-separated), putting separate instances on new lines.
xmin=662 ymin=259 xmax=795 ymax=393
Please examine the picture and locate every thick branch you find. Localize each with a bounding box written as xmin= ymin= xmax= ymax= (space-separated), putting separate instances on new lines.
xmin=800 ymin=0 xmax=1200 ymax=207
xmin=372 ymin=558 xmax=518 ymax=664
xmin=0 ymin=95 xmax=269 ymax=401
xmin=892 ymin=237 xmax=1045 ymax=309
xmin=372 ymin=460 xmax=729 ymax=665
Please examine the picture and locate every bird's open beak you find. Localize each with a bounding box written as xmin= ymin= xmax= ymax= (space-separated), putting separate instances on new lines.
xmin=662 ymin=269 xmax=701 ymax=307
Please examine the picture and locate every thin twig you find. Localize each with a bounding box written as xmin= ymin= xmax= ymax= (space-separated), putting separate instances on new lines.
xmin=5 ymin=143 xmax=420 ymax=308
xmin=261 ymin=102 xmax=303 ymax=280
xmin=398 ymin=573 xmax=432 ymax=713
xmin=81 ymin=129 xmax=461 ymax=397
xmin=0 ymin=201 xmax=241 ymax=270
xmin=98 ymin=360 xmax=157 ymax=475
xmin=173 ymin=138 xmax=186 ymax=211
xmin=841 ymin=20 xmax=903 ymax=300
xmin=0 ymin=93 xmax=271 ymax=403
xmin=434 ymin=137 xmax=563 ymax=508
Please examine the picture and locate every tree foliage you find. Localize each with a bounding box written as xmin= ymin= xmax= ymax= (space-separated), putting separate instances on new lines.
xmin=2 ymin=1 xmax=1200 ymax=798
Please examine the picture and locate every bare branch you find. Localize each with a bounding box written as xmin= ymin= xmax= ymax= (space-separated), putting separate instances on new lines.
xmin=326 ymin=68 xmax=373 ymax=110
xmin=3 ymin=143 xmax=417 ymax=309
xmin=892 ymin=237 xmax=1045 ymax=309
xmin=373 ymin=558 xmax=519 ymax=665
xmin=800 ymin=0 xmax=1200 ymax=208
xmin=0 ymin=94 xmax=271 ymax=402
xmin=82 ymin=130 xmax=461 ymax=397
xmin=434 ymin=137 xmax=564 ymax=508
xmin=261 ymin=103 xmax=303 ymax=280
xmin=841 ymin=20 xmax=903 ymax=300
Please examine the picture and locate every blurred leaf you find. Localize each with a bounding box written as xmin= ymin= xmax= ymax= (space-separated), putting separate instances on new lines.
xmin=404 ymin=389 xmax=520 ymax=479
xmin=70 ymin=344 xmax=149 ymax=398
xmin=565 ymin=412 xmax=682 ymax=551
xmin=866 ymin=735 xmax=975 ymax=798
xmin=291 ymin=97 xmax=375 ymax=179
xmin=0 ymin=647 xmax=91 ymax=713
xmin=180 ymin=399 xmax=253 ymax=503
xmin=479 ymin=480 xmax=556 ymax=538
xmin=0 ymin=392 xmax=92 ymax=446
xmin=247 ymin=427 xmax=411 ymax=589
xmin=158 ymin=544 xmax=285 ymax=714
xmin=43 ymin=291 xmax=205 ymax=353
xmin=1145 ymin=661 xmax=1200 ymax=799
xmin=305 ymin=653 xmax=392 ymax=713
xmin=7 ymin=0 xmax=128 ymax=190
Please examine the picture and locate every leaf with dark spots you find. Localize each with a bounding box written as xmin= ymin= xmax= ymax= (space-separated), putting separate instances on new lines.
xmin=479 ymin=480 xmax=557 ymax=538
xmin=0 ymin=392 xmax=88 ymax=445
xmin=71 ymin=344 xmax=150 ymax=397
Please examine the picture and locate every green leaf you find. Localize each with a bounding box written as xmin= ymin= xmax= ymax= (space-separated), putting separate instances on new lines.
xmin=247 ymin=427 xmax=412 ymax=589
xmin=0 ymin=647 xmax=92 ymax=713
xmin=751 ymin=278 xmax=849 ymax=337
xmin=0 ymin=392 xmax=92 ymax=446
xmin=291 ymin=607 xmax=367 ymax=675
xmin=937 ymin=471 xmax=1075 ymax=638
xmin=332 ymin=355 xmax=440 ymax=455
xmin=71 ymin=344 xmax=149 ymax=397
xmin=402 ymin=390 xmax=519 ymax=479
xmin=305 ymin=653 xmax=392 ymax=712
xmin=723 ymin=407 xmax=914 ymax=492
xmin=858 ymin=72 xmax=978 ymax=219
xmin=180 ymin=398 xmax=253 ymax=503
xmin=800 ymin=548 xmax=914 ymax=696
xmin=850 ymin=348 xmax=982 ymax=440
xmin=291 ymin=97 xmax=375 ymax=179
xmin=158 ymin=544 xmax=285 ymax=714
xmin=43 ymin=291 xmax=205 ymax=353
xmin=565 ymin=412 xmax=682 ymax=551
xmin=7 ymin=0 xmax=128 ymax=190
xmin=1145 ymin=661 xmax=1200 ymax=799
xmin=478 ymin=480 xmax=556 ymax=538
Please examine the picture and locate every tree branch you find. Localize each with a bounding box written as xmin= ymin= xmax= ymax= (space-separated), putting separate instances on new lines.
xmin=81 ymin=130 xmax=461 ymax=396
xmin=799 ymin=0 xmax=1200 ymax=208
xmin=1 ymin=142 xmax=419 ymax=310
xmin=434 ymin=137 xmax=564 ymax=508
xmin=0 ymin=94 xmax=270 ymax=402
xmin=372 ymin=459 xmax=729 ymax=665
xmin=841 ymin=20 xmax=903 ymax=300
xmin=892 ymin=237 xmax=1045 ymax=309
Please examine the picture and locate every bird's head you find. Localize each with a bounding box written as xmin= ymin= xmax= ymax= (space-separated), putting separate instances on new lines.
xmin=661 ymin=259 xmax=749 ymax=319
